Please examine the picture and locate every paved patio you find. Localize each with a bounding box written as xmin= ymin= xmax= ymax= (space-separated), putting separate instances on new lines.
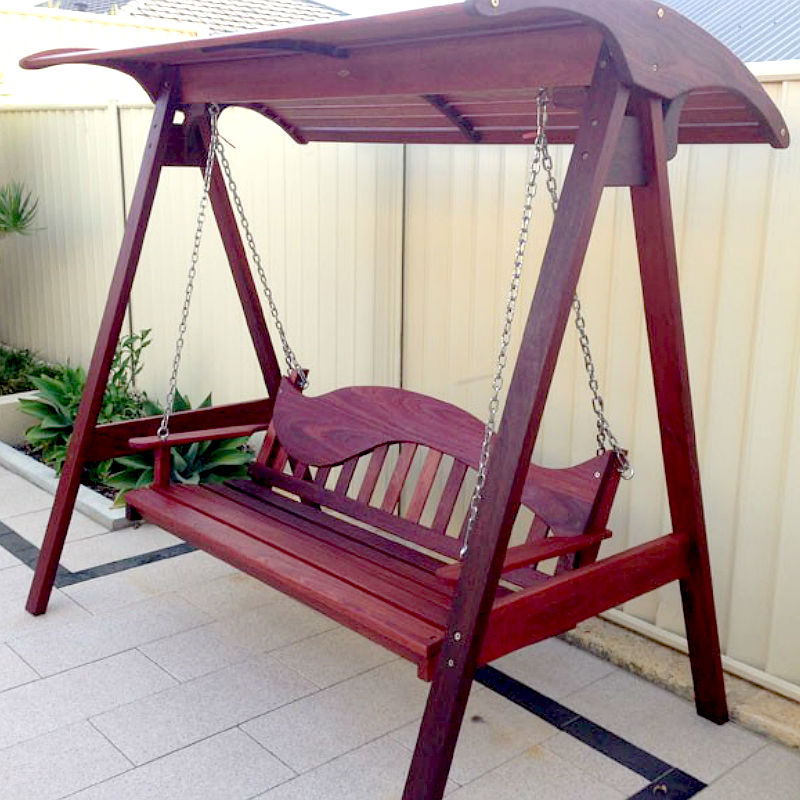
xmin=0 ymin=463 xmax=798 ymax=799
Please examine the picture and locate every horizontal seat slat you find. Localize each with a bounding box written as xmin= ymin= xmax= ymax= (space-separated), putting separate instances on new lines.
xmin=161 ymin=485 xmax=452 ymax=627
xmin=127 ymin=486 xmax=444 ymax=669
xmin=218 ymin=481 xmax=450 ymax=591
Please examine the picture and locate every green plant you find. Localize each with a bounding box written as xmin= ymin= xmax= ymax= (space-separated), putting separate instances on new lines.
xmin=19 ymin=329 xmax=252 ymax=504
xmin=0 ymin=182 xmax=39 ymax=237
xmin=103 ymin=390 xmax=253 ymax=505
xmin=0 ymin=345 xmax=59 ymax=395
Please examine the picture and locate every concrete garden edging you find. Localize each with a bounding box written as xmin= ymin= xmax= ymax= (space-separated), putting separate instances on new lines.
xmin=0 ymin=437 xmax=131 ymax=531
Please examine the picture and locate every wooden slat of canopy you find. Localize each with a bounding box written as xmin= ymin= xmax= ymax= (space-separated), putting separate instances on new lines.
xmin=20 ymin=0 xmax=789 ymax=149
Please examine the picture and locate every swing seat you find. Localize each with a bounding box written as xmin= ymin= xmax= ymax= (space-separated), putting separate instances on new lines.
xmin=126 ymin=378 xmax=621 ymax=678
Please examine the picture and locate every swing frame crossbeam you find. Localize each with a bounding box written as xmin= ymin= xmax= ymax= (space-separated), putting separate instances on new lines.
xmin=19 ymin=2 xmax=789 ymax=799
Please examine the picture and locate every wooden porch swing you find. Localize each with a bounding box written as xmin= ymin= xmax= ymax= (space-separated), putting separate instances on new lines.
xmin=21 ymin=1 xmax=788 ymax=798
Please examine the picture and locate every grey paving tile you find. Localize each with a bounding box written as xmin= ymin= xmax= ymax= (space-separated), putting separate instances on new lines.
xmin=178 ymin=570 xmax=283 ymax=619
xmin=9 ymin=593 xmax=210 ymax=676
xmin=0 ymin=721 xmax=130 ymax=800
xmin=0 ymin=642 xmax=38 ymax=692
xmin=491 ymin=637 xmax=615 ymax=699
xmin=59 ymin=524 xmax=181 ymax=571
xmin=271 ymin=626 xmax=397 ymax=688
xmin=0 ymin=579 xmax=92 ymax=643
xmin=391 ymin=686 xmax=558 ymax=785
xmin=0 ymin=544 xmax=20 ymax=569
xmin=15 ymin=724 xmax=129 ymax=795
xmin=62 ymin=550 xmax=237 ymax=613
xmin=3 ymin=507 xmax=105 ymax=548
xmin=254 ymin=734 xmax=458 ymax=799
xmin=0 ymin=650 xmax=175 ymax=750
xmin=91 ymin=652 xmax=317 ymax=764
xmin=696 ymin=742 xmax=800 ymax=799
xmin=68 ymin=728 xmax=293 ymax=800
xmin=542 ymin=731 xmax=650 ymax=795
xmin=564 ymin=669 xmax=765 ymax=783
xmin=0 ymin=472 xmax=53 ymax=518
xmin=242 ymin=659 xmax=429 ymax=773
xmin=447 ymin=745 xmax=625 ymax=800
xmin=140 ymin=596 xmax=336 ymax=682
xmin=138 ymin=621 xmax=253 ymax=682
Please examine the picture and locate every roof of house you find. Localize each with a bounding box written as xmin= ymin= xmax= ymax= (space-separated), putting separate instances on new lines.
xmin=667 ymin=0 xmax=800 ymax=62
xmin=42 ymin=0 xmax=344 ymax=35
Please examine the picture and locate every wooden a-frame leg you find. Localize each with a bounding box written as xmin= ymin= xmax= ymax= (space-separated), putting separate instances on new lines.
xmin=197 ymin=115 xmax=284 ymax=398
xmin=25 ymin=79 xmax=179 ymax=615
xmin=402 ymin=56 xmax=631 ymax=800
xmin=631 ymin=97 xmax=728 ymax=723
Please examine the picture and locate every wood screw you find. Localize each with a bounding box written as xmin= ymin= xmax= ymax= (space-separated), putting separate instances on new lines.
xmin=657 ymin=7 xmax=665 ymax=18
xmin=652 ymin=64 xmax=659 ymax=71
xmin=447 ymin=659 xmax=455 ymax=667
xmin=454 ymin=632 xmax=462 ymax=641
xmin=581 ymin=152 xmax=589 ymax=160
xmin=490 ymin=0 xmax=500 ymax=7
xmin=594 ymin=471 xmax=601 ymax=478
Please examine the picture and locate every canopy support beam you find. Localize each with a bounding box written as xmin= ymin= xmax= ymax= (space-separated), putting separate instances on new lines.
xmin=631 ymin=95 xmax=728 ymax=724
xmin=26 ymin=76 xmax=181 ymax=614
xmin=403 ymin=51 xmax=631 ymax=800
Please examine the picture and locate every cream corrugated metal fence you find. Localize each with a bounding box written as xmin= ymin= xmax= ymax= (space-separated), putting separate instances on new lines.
xmin=404 ymin=73 xmax=800 ymax=695
xmin=0 ymin=73 xmax=797 ymax=695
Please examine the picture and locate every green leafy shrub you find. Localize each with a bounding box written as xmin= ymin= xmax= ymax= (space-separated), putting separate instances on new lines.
xmin=0 ymin=345 xmax=59 ymax=395
xmin=0 ymin=182 xmax=39 ymax=237
xmin=19 ymin=329 xmax=252 ymax=504
xmin=103 ymin=391 xmax=252 ymax=505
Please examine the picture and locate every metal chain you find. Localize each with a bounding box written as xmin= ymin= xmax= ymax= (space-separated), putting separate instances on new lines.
xmin=537 ymin=120 xmax=633 ymax=480
xmin=460 ymin=92 xmax=632 ymax=558
xmin=460 ymin=96 xmax=547 ymax=558
xmin=157 ymin=105 xmax=222 ymax=439
xmin=214 ymin=126 xmax=307 ymax=388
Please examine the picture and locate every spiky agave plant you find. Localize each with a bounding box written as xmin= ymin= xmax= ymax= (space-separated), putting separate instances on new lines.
xmin=0 ymin=182 xmax=39 ymax=237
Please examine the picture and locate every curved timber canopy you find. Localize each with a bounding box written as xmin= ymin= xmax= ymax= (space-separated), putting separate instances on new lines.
xmin=21 ymin=0 xmax=789 ymax=148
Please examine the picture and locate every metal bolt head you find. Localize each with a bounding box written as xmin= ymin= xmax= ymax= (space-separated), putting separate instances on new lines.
xmin=447 ymin=658 xmax=455 ymax=667
xmin=337 ymin=68 xmax=350 ymax=78
xmin=490 ymin=0 xmax=500 ymax=7
xmin=581 ymin=151 xmax=589 ymax=160
xmin=781 ymin=127 xmax=787 ymax=137
xmin=594 ymin=471 xmax=601 ymax=479
xmin=599 ymin=59 xmax=608 ymax=69
xmin=454 ymin=632 xmax=462 ymax=641
xmin=657 ymin=7 xmax=665 ymax=18
xmin=651 ymin=63 xmax=659 ymax=72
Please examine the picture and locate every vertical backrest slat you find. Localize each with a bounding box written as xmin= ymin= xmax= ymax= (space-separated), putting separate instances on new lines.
xmin=527 ymin=516 xmax=550 ymax=542
xmin=256 ymin=422 xmax=279 ymax=466
xmin=292 ymin=460 xmax=309 ymax=479
xmin=380 ymin=443 xmax=418 ymax=513
xmin=357 ymin=445 xmax=389 ymax=505
xmin=431 ymin=461 xmax=468 ymax=534
xmin=271 ymin=445 xmax=290 ymax=473
xmin=314 ymin=465 xmax=331 ymax=487
xmin=334 ymin=457 xmax=359 ymax=495
xmin=405 ymin=449 xmax=443 ymax=523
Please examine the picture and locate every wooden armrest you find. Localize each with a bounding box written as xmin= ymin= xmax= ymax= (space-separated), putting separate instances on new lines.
xmin=129 ymin=423 xmax=268 ymax=451
xmin=435 ymin=530 xmax=612 ymax=584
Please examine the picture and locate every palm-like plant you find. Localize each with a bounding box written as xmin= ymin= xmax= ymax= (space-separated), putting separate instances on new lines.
xmin=0 ymin=182 xmax=39 ymax=238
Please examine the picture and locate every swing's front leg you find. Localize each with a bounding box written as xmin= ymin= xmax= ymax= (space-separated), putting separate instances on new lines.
xmin=403 ymin=55 xmax=630 ymax=799
xmin=25 ymin=78 xmax=179 ymax=615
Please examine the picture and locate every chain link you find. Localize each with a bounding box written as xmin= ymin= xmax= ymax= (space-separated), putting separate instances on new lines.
xmin=214 ymin=125 xmax=306 ymax=388
xmin=460 ymin=92 xmax=631 ymax=558
xmin=157 ymin=105 xmax=222 ymax=440
xmin=158 ymin=105 xmax=306 ymax=440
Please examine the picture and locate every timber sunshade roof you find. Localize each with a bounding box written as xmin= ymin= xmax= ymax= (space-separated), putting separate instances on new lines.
xmin=21 ymin=0 xmax=789 ymax=149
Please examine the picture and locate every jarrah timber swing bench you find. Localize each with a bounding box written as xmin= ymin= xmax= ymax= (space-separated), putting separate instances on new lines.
xmin=20 ymin=1 xmax=789 ymax=798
